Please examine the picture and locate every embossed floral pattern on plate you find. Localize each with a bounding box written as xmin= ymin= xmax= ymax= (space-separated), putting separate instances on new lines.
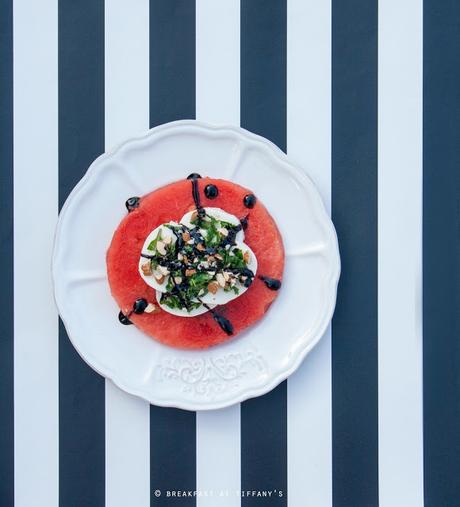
xmin=156 ymin=349 xmax=268 ymax=398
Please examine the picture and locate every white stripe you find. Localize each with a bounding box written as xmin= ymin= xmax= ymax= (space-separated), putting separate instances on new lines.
xmin=196 ymin=1 xmax=241 ymax=505
xmin=286 ymin=1 xmax=332 ymax=506
xmin=13 ymin=0 xmax=59 ymax=506
xmin=104 ymin=1 xmax=150 ymax=506
xmin=378 ymin=1 xmax=424 ymax=506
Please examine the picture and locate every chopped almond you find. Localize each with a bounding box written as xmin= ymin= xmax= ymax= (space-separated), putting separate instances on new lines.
xmin=182 ymin=255 xmax=189 ymax=264
xmin=154 ymin=272 xmax=165 ymax=284
xmin=243 ymin=251 xmax=251 ymax=264
xmin=214 ymin=253 xmax=223 ymax=261
xmin=141 ymin=262 xmax=152 ymax=276
xmin=185 ymin=268 xmax=196 ymax=277
xmin=157 ymin=265 xmax=170 ymax=276
xmin=144 ymin=303 xmax=157 ymax=314
xmin=156 ymin=241 xmax=167 ymax=256
xmin=174 ymin=276 xmax=183 ymax=284
xmin=207 ymin=255 xmax=215 ymax=263
xmin=216 ymin=273 xmax=226 ymax=288
xmin=196 ymin=243 xmax=206 ymax=252
xmin=207 ymin=281 xmax=219 ymax=294
xmin=182 ymin=231 xmax=191 ymax=242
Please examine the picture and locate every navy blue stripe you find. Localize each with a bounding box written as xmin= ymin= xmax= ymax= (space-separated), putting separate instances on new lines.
xmin=58 ymin=1 xmax=105 ymax=506
xmin=331 ymin=1 xmax=379 ymax=506
xmin=423 ymin=1 xmax=460 ymax=505
xmin=149 ymin=2 xmax=196 ymax=505
xmin=240 ymin=1 xmax=287 ymax=505
xmin=240 ymin=0 xmax=286 ymax=152
xmin=0 ymin=0 xmax=14 ymax=504
xmin=149 ymin=0 xmax=195 ymax=126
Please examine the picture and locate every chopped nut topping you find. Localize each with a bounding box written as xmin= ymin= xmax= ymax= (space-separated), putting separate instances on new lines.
xmin=141 ymin=262 xmax=152 ymax=276
xmin=157 ymin=265 xmax=170 ymax=276
xmin=140 ymin=208 xmax=259 ymax=313
xmin=216 ymin=273 xmax=226 ymax=288
xmin=207 ymin=281 xmax=219 ymax=294
xmin=144 ymin=303 xmax=157 ymax=313
xmin=156 ymin=241 xmax=167 ymax=256
xmin=154 ymin=272 xmax=165 ymax=284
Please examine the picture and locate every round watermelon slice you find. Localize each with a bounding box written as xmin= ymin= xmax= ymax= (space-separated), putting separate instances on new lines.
xmin=106 ymin=176 xmax=285 ymax=349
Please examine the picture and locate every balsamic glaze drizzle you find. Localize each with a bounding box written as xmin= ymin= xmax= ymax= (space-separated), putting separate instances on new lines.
xmin=118 ymin=310 xmax=133 ymax=325
xmin=187 ymin=173 xmax=202 ymax=180
xmin=243 ymin=193 xmax=257 ymax=209
xmin=133 ymin=298 xmax=148 ymax=314
xmin=120 ymin=177 xmax=276 ymax=332
xmin=240 ymin=214 xmax=249 ymax=230
xmin=204 ymin=184 xmax=218 ymax=199
xmin=125 ymin=196 xmax=140 ymax=212
xmin=191 ymin=178 xmax=202 ymax=210
xmin=259 ymin=275 xmax=282 ymax=290
xmin=201 ymin=301 xmax=234 ymax=336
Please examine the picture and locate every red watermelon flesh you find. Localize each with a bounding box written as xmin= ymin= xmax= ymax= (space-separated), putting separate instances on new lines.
xmin=106 ymin=177 xmax=285 ymax=349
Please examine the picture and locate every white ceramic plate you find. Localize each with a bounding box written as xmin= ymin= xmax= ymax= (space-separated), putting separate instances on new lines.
xmin=52 ymin=120 xmax=340 ymax=410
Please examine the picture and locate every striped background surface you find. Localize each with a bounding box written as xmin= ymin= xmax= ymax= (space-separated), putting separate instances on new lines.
xmin=1 ymin=0 xmax=459 ymax=506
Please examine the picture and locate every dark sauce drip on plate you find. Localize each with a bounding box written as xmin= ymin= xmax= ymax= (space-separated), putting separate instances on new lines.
xmin=125 ymin=196 xmax=140 ymax=212
xmin=186 ymin=173 xmax=202 ymax=180
xmin=118 ymin=310 xmax=133 ymax=325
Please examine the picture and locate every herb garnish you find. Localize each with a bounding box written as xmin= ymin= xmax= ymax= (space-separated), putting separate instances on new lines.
xmin=142 ymin=213 xmax=254 ymax=312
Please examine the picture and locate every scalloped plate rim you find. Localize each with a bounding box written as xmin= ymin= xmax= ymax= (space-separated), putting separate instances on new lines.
xmin=52 ymin=119 xmax=341 ymax=411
